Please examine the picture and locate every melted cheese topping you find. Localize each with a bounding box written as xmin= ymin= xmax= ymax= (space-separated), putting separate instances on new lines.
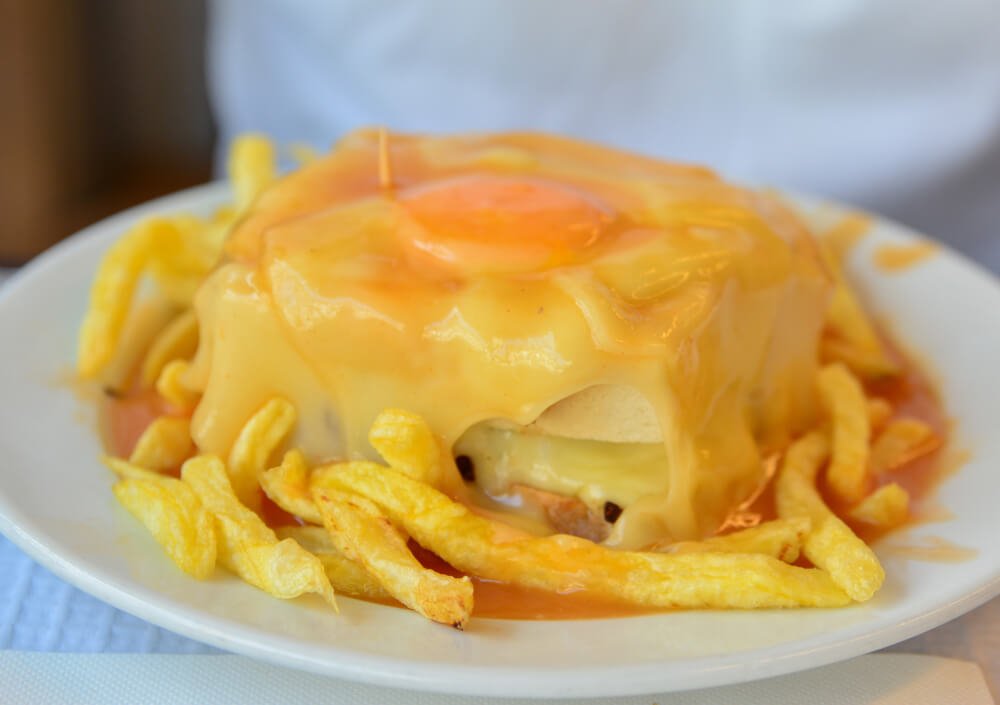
xmin=186 ymin=129 xmax=832 ymax=548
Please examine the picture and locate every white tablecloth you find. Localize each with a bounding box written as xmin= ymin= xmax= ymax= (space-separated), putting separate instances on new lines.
xmin=1 ymin=266 xmax=997 ymax=697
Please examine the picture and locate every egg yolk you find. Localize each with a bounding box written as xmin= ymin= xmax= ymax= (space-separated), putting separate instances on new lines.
xmin=399 ymin=175 xmax=612 ymax=272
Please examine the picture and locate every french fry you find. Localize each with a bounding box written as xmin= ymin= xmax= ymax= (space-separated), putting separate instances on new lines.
xmin=817 ymin=236 xmax=898 ymax=379
xmin=274 ymin=524 xmax=336 ymax=552
xmin=260 ymin=449 xmax=323 ymax=525
xmin=155 ymin=359 xmax=200 ymax=410
xmin=775 ymin=431 xmax=884 ymax=601
xmin=78 ymin=220 xmax=163 ymax=378
xmin=228 ymin=398 xmax=296 ymax=509
xmin=368 ymin=408 xmax=440 ymax=483
xmin=129 ymin=416 xmax=194 ymax=471
xmin=103 ymin=455 xmax=170 ymax=482
xmin=140 ymin=310 xmax=199 ymax=388
xmin=260 ymin=454 xmax=390 ymax=528
xmin=849 ymin=483 xmax=910 ymax=529
xmin=818 ymin=363 xmax=871 ymax=503
xmin=275 ymin=526 xmax=392 ymax=601
xmin=181 ymin=455 xmax=336 ymax=608
xmin=312 ymin=487 xmax=473 ymax=628
xmin=867 ymin=397 xmax=893 ymax=432
xmin=109 ymin=458 xmax=216 ymax=580
xmin=315 ymin=462 xmax=850 ymax=608
xmin=78 ymin=212 xmax=226 ymax=379
xmin=98 ymin=299 xmax=178 ymax=395
xmin=820 ymin=338 xmax=898 ymax=381
xmin=652 ymin=517 xmax=811 ymax=563
xmin=230 ymin=134 xmax=276 ymax=211
xmin=870 ymin=418 xmax=941 ymax=475
xmin=197 ymin=206 xmax=236 ymax=261
xmin=146 ymin=216 xmax=224 ymax=306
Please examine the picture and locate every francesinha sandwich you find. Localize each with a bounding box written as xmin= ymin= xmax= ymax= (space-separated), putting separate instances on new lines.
xmin=82 ymin=129 xmax=930 ymax=625
xmin=187 ymin=130 xmax=830 ymax=547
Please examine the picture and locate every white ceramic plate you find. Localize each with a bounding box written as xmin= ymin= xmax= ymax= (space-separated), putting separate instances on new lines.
xmin=1 ymin=183 xmax=999 ymax=698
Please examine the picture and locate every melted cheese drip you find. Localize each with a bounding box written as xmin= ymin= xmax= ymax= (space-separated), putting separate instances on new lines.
xmin=186 ymin=129 xmax=831 ymax=548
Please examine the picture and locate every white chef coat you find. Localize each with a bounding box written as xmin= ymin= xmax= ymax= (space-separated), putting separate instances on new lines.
xmin=207 ymin=0 xmax=1000 ymax=270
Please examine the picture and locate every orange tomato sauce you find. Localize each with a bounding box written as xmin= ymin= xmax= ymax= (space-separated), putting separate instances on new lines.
xmin=102 ymin=388 xmax=174 ymax=460
xmin=844 ymin=341 xmax=951 ymax=544
xmin=873 ymin=242 xmax=938 ymax=272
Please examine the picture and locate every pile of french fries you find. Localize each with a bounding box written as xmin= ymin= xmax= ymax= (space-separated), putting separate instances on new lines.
xmin=77 ymin=136 xmax=943 ymax=628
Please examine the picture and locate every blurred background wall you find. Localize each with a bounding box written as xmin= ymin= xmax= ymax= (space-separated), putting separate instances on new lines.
xmin=0 ymin=0 xmax=215 ymax=265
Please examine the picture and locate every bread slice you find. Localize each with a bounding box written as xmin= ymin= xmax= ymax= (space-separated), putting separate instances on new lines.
xmin=522 ymin=384 xmax=662 ymax=444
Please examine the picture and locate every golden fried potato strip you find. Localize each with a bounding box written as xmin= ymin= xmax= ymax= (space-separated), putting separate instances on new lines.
xmin=312 ymin=487 xmax=473 ymax=628
xmin=146 ymin=216 xmax=224 ymax=306
xmin=817 ymin=231 xmax=898 ymax=379
xmin=820 ymin=339 xmax=898 ymax=381
xmin=140 ymin=310 xmax=199 ymax=388
xmin=129 ymin=416 xmax=194 ymax=471
xmin=775 ymin=431 xmax=884 ymax=601
xmin=110 ymin=469 xmax=216 ymax=579
xmin=818 ymin=363 xmax=871 ymax=503
xmin=207 ymin=206 xmax=237 ymax=248
xmin=314 ymin=463 xmax=849 ymax=608
xmin=368 ymin=408 xmax=441 ymax=483
xmin=870 ymin=418 xmax=941 ymax=475
xmin=275 ymin=526 xmax=392 ymax=601
xmin=867 ymin=397 xmax=893 ymax=432
xmin=849 ymin=483 xmax=910 ymax=529
xmin=78 ymin=220 xmax=162 ymax=378
xmin=230 ymin=134 xmax=276 ymax=211
xmin=78 ymin=216 xmax=223 ymax=379
xmin=260 ymin=449 xmax=323 ymax=525
xmin=181 ymin=455 xmax=336 ymax=608
xmin=99 ymin=299 xmax=178 ymax=395
xmin=653 ymin=517 xmax=811 ymax=564
xmin=228 ymin=398 xmax=296 ymax=509
xmin=155 ymin=359 xmax=200 ymax=410
xmin=261 ymin=454 xmax=392 ymax=530
xmin=103 ymin=455 xmax=170 ymax=482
